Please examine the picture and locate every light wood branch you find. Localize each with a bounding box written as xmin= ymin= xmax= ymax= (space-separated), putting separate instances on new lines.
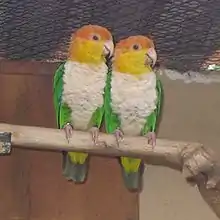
xmin=1 ymin=123 xmax=220 ymax=218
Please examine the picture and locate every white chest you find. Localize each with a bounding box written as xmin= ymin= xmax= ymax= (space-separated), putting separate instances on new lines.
xmin=62 ymin=61 xmax=107 ymax=130
xmin=111 ymin=71 xmax=157 ymax=135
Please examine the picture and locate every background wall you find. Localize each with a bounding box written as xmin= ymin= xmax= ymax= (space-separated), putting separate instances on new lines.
xmin=0 ymin=61 xmax=219 ymax=220
xmin=0 ymin=61 xmax=138 ymax=220
xmin=140 ymin=75 xmax=220 ymax=220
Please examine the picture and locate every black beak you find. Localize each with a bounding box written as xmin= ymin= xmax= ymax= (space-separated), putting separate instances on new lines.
xmin=145 ymin=53 xmax=154 ymax=68
xmin=103 ymin=46 xmax=112 ymax=60
xmin=104 ymin=47 xmax=113 ymax=66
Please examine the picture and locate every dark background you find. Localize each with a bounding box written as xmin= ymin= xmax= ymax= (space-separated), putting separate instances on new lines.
xmin=1 ymin=0 xmax=220 ymax=72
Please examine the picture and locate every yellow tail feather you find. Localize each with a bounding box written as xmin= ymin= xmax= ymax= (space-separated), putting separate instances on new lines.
xmin=120 ymin=156 xmax=142 ymax=173
xmin=68 ymin=152 xmax=88 ymax=164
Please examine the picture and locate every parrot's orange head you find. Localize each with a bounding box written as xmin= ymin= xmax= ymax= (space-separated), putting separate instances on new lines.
xmin=68 ymin=25 xmax=114 ymax=64
xmin=113 ymin=35 xmax=157 ymax=75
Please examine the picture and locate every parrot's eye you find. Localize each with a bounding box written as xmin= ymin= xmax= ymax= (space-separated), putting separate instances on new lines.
xmin=91 ymin=34 xmax=100 ymax=41
xmin=132 ymin=44 xmax=141 ymax=50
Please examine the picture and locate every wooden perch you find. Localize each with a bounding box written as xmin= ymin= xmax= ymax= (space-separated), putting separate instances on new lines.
xmin=1 ymin=123 xmax=220 ymax=219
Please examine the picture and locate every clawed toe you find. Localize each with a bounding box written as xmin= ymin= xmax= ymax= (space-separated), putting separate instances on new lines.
xmin=114 ymin=129 xmax=124 ymax=146
xmin=63 ymin=123 xmax=73 ymax=143
xmin=146 ymin=132 xmax=156 ymax=147
xmin=90 ymin=127 xmax=100 ymax=145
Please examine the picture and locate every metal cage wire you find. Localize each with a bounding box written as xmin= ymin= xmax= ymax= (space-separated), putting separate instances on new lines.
xmin=0 ymin=0 xmax=220 ymax=73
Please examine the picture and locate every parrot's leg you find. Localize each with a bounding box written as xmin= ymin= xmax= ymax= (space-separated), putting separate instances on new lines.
xmin=115 ymin=129 xmax=143 ymax=191
xmin=146 ymin=131 xmax=156 ymax=147
xmin=62 ymin=123 xmax=89 ymax=183
xmin=114 ymin=128 xmax=124 ymax=146
xmin=63 ymin=123 xmax=73 ymax=143
xmin=89 ymin=126 xmax=100 ymax=145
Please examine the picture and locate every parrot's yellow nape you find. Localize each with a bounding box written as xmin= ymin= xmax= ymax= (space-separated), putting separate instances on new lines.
xmin=68 ymin=38 xmax=106 ymax=64
xmin=114 ymin=49 xmax=153 ymax=75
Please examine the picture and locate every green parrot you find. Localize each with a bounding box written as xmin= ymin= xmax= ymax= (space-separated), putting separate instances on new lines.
xmin=53 ymin=24 xmax=114 ymax=183
xmin=104 ymin=35 xmax=163 ymax=191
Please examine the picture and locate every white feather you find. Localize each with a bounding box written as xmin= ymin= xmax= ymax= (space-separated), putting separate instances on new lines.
xmin=111 ymin=71 xmax=157 ymax=135
xmin=62 ymin=61 xmax=107 ymax=130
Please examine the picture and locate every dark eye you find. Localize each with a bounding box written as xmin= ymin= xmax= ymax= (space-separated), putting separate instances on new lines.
xmin=132 ymin=44 xmax=141 ymax=50
xmin=92 ymin=34 xmax=100 ymax=41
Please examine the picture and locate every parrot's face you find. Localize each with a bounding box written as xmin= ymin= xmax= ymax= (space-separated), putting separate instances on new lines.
xmin=68 ymin=25 xmax=114 ymax=64
xmin=113 ymin=35 xmax=157 ymax=75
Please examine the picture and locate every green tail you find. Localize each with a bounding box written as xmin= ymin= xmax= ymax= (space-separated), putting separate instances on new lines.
xmin=120 ymin=157 xmax=145 ymax=192
xmin=62 ymin=152 xmax=89 ymax=183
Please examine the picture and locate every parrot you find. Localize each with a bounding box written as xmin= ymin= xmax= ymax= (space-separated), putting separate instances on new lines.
xmin=104 ymin=35 xmax=163 ymax=191
xmin=53 ymin=24 xmax=114 ymax=183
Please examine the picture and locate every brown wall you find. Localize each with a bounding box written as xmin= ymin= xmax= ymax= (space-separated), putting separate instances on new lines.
xmin=1 ymin=61 xmax=220 ymax=220
xmin=0 ymin=61 xmax=138 ymax=220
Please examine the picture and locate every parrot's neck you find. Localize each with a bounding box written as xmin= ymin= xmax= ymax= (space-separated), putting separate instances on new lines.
xmin=68 ymin=39 xmax=105 ymax=65
xmin=68 ymin=55 xmax=105 ymax=65
xmin=113 ymin=50 xmax=153 ymax=75
xmin=113 ymin=63 xmax=153 ymax=76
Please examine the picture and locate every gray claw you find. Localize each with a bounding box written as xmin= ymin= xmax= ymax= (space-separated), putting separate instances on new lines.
xmin=114 ymin=128 xmax=124 ymax=146
xmin=146 ymin=132 xmax=156 ymax=147
xmin=90 ymin=127 xmax=100 ymax=145
xmin=63 ymin=123 xmax=73 ymax=143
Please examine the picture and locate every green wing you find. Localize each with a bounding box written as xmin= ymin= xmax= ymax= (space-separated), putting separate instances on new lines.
xmin=104 ymin=68 xmax=121 ymax=134
xmin=89 ymin=103 xmax=105 ymax=129
xmin=142 ymin=76 xmax=163 ymax=135
xmin=53 ymin=62 xmax=72 ymax=128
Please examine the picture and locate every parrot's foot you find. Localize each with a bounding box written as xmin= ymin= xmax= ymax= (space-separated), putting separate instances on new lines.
xmin=146 ymin=131 xmax=156 ymax=147
xmin=89 ymin=126 xmax=100 ymax=145
xmin=114 ymin=128 xmax=124 ymax=146
xmin=63 ymin=123 xmax=73 ymax=143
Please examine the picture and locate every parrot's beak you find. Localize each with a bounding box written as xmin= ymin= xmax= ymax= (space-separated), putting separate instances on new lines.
xmin=103 ymin=40 xmax=114 ymax=60
xmin=145 ymin=47 xmax=157 ymax=68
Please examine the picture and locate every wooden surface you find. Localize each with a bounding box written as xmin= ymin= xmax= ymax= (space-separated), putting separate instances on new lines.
xmin=0 ymin=60 xmax=138 ymax=220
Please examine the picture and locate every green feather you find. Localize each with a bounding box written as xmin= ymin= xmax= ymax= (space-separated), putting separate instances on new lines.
xmin=104 ymin=68 xmax=121 ymax=133
xmin=142 ymin=77 xmax=163 ymax=135
xmin=53 ymin=62 xmax=72 ymax=128
xmin=89 ymin=106 xmax=105 ymax=128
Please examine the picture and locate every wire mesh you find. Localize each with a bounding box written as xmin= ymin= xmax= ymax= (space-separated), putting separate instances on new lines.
xmin=0 ymin=0 xmax=220 ymax=73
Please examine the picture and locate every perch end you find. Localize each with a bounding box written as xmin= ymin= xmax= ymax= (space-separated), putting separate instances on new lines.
xmin=206 ymin=165 xmax=220 ymax=189
xmin=181 ymin=145 xmax=220 ymax=189
xmin=0 ymin=132 xmax=12 ymax=155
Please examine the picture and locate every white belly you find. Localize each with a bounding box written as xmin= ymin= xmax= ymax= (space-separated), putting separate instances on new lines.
xmin=111 ymin=71 xmax=157 ymax=135
xmin=62 ymin=61 xmax=107 ymax=130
